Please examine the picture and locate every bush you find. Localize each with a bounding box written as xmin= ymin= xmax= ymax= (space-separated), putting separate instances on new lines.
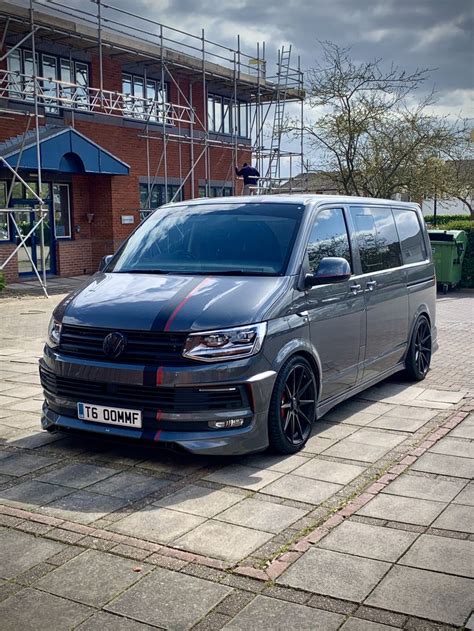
xmin=430 ymin=219 xmax=474 ymax=288
xmin=0 ymin=271 xmax=5 ymax=292
xmin=424 ymin=214 xmax=471 ymax=226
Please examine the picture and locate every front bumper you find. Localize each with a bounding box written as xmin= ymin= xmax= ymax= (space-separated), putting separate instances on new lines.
xmin=41 ymin=405 xmax=270 ymax=456
xmin=40 ymin=346 xmax=276 ymax=456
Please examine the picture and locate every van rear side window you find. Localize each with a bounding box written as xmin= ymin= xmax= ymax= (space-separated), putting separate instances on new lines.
xmin=393 ymin=208 xmax=427 ymax=264
xmin=350 ymin=206 xmax=402 ymax=273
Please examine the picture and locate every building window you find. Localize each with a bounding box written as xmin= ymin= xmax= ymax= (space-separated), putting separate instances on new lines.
xmin=6 ymin=48 xmax=90 ymax=111
xmin=0 ymin=182 xmax=9 ymax=241
xmin=58 ymin=58 xmax=89 ymax=108
xmin=53 ymin=184 xmax=71 ymax=238
xmin=239 ymin=101 xmax=248 ymax=138
xmin=0 ymin=180 xmax=52 ymax=242
xmin=7 ymin=49 xmax=22 ymax=99
xmin=41 ymin=54 xmax=58 ymax=114
xmin=73 ymin=62 xmax=89 ymax=109
xmin=140 ymin=183 xmax=183 ymax=210
xmin=123 ymin=74 xmax=168 ymax=122
xmin=198 ymin=185 xmax=233 ymax=197
xmin=7 ymin=181 xmax=49 ymax=201
xmin=3 ymin=180 xmax=48 ymax=201
xmin=207 ymin=94 xmax=249 ymax=137
xmin=223 ymin=98 xmax=231 ymax=134
xmin=22 ymin=50 xmax=38 ymax=101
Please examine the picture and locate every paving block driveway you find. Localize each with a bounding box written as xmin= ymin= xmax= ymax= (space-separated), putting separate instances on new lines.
xmin=0 ymin=285 xmax=473 ymax=630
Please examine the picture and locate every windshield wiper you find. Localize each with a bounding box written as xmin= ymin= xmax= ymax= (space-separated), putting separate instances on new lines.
xmin=114 ymin=269 xmax=173 ymax=274
xmin=113 ymin=269 xmax=276 ymax=276
xmin=210 ymin=270 xmax=275 ymax=276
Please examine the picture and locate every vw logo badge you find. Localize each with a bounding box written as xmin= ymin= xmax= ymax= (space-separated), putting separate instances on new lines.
xmin=103 ymin=332 xmax=127 ymax=358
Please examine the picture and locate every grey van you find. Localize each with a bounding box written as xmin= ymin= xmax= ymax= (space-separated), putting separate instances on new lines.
xmin=40 ymin=195 xmax=436 ymax=455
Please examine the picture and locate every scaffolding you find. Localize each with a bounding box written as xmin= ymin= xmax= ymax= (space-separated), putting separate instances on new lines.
xmin=0 ymin=0 xmax=306 ymax=291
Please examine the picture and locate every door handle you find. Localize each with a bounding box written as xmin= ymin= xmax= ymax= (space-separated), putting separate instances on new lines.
xmin=366 ymin=280 xmax=377 ymax=291
xmin=350 ymin=283 xmax=362 ymax=295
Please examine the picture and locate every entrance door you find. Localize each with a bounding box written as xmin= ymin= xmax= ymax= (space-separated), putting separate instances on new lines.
xmin=8 ymin=181 xmax=55 ymax=276
xmin=12 ymin=200 xmax=55 ymax=277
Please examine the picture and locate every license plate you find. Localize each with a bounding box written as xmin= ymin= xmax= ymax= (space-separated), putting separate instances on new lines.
xmin=77 ymin=402 xmax=142 ymax=428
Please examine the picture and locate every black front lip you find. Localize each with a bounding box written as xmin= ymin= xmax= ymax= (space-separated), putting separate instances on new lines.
xmin=41 ymin=404 xmax=269 ymax=456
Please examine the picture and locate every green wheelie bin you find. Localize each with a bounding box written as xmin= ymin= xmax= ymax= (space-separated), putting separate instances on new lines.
xmin=428 ymin=229 xmax=468 ymax=294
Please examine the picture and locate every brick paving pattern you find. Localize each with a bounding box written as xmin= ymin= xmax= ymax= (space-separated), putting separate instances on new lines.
xmin=0 ymin=289 xmax=472 ymax=629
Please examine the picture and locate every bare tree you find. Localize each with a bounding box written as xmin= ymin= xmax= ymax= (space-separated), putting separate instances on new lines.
xmin=288 ymin=42 xmax=470 ymax=202
xmin=441 ymin=135 xmax=474 ymax=217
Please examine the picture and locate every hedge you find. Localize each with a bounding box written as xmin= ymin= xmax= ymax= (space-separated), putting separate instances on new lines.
xmin=424 ymin=214 xmax=471 ymax=226
xmin=426 ymin=217 xmax=474 ymax=288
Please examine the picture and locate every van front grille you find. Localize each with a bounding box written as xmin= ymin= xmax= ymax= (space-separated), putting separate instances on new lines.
xmin=40 ymin=366 xmax=247 ymax=413
xmin=59 ymin=324 xmax=187 ymax=364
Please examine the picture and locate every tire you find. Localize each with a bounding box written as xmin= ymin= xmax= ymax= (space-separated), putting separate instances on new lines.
xmin=404 ymin=315 xmax=432 ymax=381
xmin=268 ymin=355 xmax=318 ymax=454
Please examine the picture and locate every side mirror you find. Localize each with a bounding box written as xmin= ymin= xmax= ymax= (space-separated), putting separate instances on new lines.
xmin=305 ymin=257 xmax=351 ymax=288
xmin=98 ymin=254 xmax=113 ymax=272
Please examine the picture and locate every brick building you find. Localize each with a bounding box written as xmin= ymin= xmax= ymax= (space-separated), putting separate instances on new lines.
xmin=0 ymin=0 xmax=302 ymax=283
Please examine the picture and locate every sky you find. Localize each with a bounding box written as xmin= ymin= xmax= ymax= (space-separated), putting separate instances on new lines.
xmin=95 ymin=0 xmax=473 ymax=118
xmin=28 ymin=0 xmax=474 ymax=171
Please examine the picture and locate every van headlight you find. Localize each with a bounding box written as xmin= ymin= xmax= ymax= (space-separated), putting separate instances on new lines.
xmin=47 ymin=317 xmax=62 ymax=347
xmin=183 ymin=323 xmax=267 ymax=362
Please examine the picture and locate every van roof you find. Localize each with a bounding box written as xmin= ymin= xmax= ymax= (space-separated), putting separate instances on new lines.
xmin=162 ymin=194 xmax=421 ymax=210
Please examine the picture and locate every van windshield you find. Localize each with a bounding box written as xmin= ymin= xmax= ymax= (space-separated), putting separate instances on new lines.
xmin=110 ymin=202 xmax=305 ymax=276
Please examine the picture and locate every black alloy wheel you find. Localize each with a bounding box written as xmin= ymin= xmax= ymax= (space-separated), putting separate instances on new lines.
xmin=268 ymin=356 xmax=317 ymax=454
xmin=405 ymin=315 xmax=432 ymax=381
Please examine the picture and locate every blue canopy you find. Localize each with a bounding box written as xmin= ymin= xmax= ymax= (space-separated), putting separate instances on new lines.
xmin=2 ymin=126 xmax=129 ymax=175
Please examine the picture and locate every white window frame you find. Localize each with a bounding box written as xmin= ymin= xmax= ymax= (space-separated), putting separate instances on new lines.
xmin=0 ymin=182 xmax=10 ymax=242
xmin=207 ymin=94 xmax=249 ymax=138
xmin=239 ymin=102 xmax=249 ymax=138
xmin=52 ymin=183 xmax=72 ymax=239
xmin=122 ymin=74 xmax=168 ymax=122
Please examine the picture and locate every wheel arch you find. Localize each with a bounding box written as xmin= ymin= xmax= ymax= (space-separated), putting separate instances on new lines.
xmin=268 ymin=339 xmax=322 ymax=396
xmin=406 ymin=308 xmax=432 ymax=355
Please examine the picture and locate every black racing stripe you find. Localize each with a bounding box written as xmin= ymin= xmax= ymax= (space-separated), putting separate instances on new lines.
xmin=143 ymin=365 xmax=158 ymax=387
xmin=150 ymin=277 xmax=203 ymax=331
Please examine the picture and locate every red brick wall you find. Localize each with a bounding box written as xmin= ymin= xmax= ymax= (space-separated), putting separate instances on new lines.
xmin=90 ymin=55 xmax=123 ymax=93
xmin=0 ymin=243 xmax=18 ymax=284
xmin=0 ymin=48 xmax=251 ymax=283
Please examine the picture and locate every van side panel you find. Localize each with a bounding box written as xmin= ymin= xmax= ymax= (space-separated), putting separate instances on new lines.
xmin=362 ymin=266 xmax=409 ymax=381
xmin=396 ymin=206 xmax=437 ymax=347
xmin=405 ymin=265 xmax=437 ymax=344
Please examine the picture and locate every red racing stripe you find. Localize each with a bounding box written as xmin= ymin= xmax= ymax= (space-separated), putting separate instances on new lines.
xmin=156 ymin=366 xmax=164 ymax=386
xmin=163 ymin=277 xmax=212 ymax=332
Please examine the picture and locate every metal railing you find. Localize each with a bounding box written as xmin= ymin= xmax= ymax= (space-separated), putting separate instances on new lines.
xmin=0 ymin=70 xmax=194 ymax=125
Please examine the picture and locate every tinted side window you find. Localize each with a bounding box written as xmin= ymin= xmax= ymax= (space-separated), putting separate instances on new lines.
xmin=393 ymin=209 xmax=427 ymax=264
xmin=307 ymin=208 xmax=352 ymax=273
xmin=350 ymin=206 xmax=402 ymax=273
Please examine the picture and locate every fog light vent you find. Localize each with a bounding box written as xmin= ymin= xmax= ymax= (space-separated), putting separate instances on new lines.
xmin=208 ymin=418 xmax=244 ymax=429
